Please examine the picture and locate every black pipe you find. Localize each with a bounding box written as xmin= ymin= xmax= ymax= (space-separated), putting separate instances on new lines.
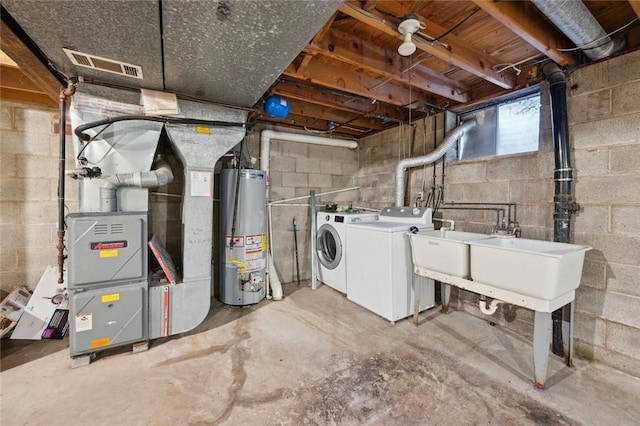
xmin=57 ymin=82 xmax=75 ymax=283
xmin=543 ymin=62 xmax=580 ymax=360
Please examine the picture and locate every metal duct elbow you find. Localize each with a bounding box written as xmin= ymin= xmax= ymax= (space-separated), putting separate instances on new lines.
xmin=395 ymin=119 xmax=476 ymax=207
xmin=531 ymin=0 xmax=625 ymax=60
xmin=99 ymin=157 xmax=174 ymax=212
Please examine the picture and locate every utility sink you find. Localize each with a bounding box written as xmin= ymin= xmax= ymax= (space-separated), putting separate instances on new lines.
xmin=468 ymin=238 xmax=591 ymax=301
xmin=408 ymin=230 xmax=492 ymax=278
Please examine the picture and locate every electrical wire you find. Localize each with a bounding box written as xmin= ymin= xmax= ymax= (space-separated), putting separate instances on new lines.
xmin=430 ymin=7 xmax=480 ymax=41
xmin=75 ymin=122 xmax=114 ymax=161
xmin=557 ymin=18 xmax=638 ymax=52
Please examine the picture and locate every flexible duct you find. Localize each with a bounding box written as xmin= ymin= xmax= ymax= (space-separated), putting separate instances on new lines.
xmin=531 ymin=0 xmax=625 ymax=60
xmin=395 ymin=119 xmax=476 ymax=207
xmin=99 ymin=156 xmax=174 ymax=212
xmin=260 ymin=130 xmax=358 ymax=299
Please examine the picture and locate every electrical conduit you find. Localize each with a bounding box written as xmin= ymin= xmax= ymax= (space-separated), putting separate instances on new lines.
xmin=395 ymin=119 xmax=477 ymax=207
xmin=260 ymin=130 xmax=358 ymax=300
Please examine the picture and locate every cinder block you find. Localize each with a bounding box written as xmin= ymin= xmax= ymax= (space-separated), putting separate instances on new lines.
xmin=515 ymin=203 xmax=552 ymax=228
xmin=573 ymin=148 xmax=610 ymax=176
xmin=296 ymin=158 xmax=322 ymax=173
xmin=0 ymin=249 xmax=18 ymax=272
xmin=17 ymin=248 xmax=57 ymax=280
xmin=575 ymin=232 xmax=640 ymax=266
xmin=574 ymin=313 xmax=606 ymax=346
xmin=607 ymin=262 xmax=640 ymax=298
xmin=331 ymin=146 xmax=356 ymax=162
xmin=16 ymin=154 xmax=58 ymax=178
xmin=18 ymin=201 xmax=57 ymax=225
xmin=574 ymin=339 xmax=595 ymax=359
xmin=279 ymin=141 xmax=309 ymax=158
xmin=574 ymin=205 xmax=610 ymax=233
xmin=0 ymin=153 xmax=17 ymax=177
xmin=575 ymin=175 xmax=640 ymax=204
xmin=269 ymin=171 xmax=282 ymax=188
xmin=571 ymin=113 xmax=640 ymax=149
xmin=601 ymin=292 xmax=640 ymax=329
xmin=509 ymin=179 xmax=553 ymax=203
xmin=537 ymin=151 xmax=555 ymax=179
xmin=269 ymin=186 xmax=295 ymax=202
xmin=271 ymin=156 xmax=296 ymax=173
xmin=370 ymin=143 xmax=396 ymax=161
xmin=0 ymin=130 xmax=52 ymax=155
xmin=610 ymin=144 xmax=640 ymax=175
xmin=320 ymin=161 xmax=342 ymax=175
xmin=0 ymin=178 xmax=51 ymax=201
xmin=331 ymin=175 xmax=354 ymax=189
xmin=0 ymin=202 xmax=19 ymax=224
xmin=606 ymin=322 xmax=640 ymax=360
xmin=13 ymin=107 xmax=55 ymax=133
xmin=487 ymin=154 xmax=538 ymax=182
xmin=0 ymin=224 xmax=53 ymax=248
xmin=612 ymin=80 xmax=640 ymax=116
xmin=612 ymin=206 xmax=640 ymax=235
xmin=444 ymin=181 xmax=510 ymax=203
xmin=341 ymin=161 xmax=358 ymax=176
xmin=1 ymin=104 xmax=13 ymax=130
xmin=580 ymin=259 xmax=606 ymax=290
xmin=0 ymin=271 xmax=28 ymax=293
xmin=592 ymin=345 xmax=640 ymax=378
xmin=446 ymin=162 xmax=485 ymax=183
xmin=569 ymin=49 xmax=640 ymax=96
xmin=568 ymin=89 xmax=611 ymax=124
xmin=575 ymin=286 xmax=606 ymax=317
xmin=282 ymin=172 xmax=308 ymax=188
xmin=308 ymin=173 xmax=332 ymax=188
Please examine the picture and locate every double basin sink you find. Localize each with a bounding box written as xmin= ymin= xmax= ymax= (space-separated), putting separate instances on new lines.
xmin=408 ymin=230 xmax=591 ymax=301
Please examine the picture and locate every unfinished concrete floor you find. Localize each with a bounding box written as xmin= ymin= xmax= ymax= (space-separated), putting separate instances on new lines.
xmin=1 ymin=284 xmax=639 ymax=425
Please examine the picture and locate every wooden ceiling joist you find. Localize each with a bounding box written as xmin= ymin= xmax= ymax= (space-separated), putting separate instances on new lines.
xmin=284 ymin=56 xmax=434 ymax=109
xmin=306 ymin=27 xmax=470 ymax=103
xmin=338 ymin=2 xmax=515 ymax=90
xmin=287 ymin=99 xmax=387 ymax=130
xmin=630 ymin=0 xmax=640 ymax=19
xmin=272 ymin=80 xmax=408 ymax=122
xmin=0 ymin=20 xmax=62 ymax=102
xmin=471 ymin=0 xmax=575 ymax=66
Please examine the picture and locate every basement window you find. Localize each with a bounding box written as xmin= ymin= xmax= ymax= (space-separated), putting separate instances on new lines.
xmin=456 ymin=93 xmax=541 ymax=161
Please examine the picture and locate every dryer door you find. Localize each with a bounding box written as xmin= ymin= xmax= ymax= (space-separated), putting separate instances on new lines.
xmin=317 ymin=224 xmax=342 ymax=270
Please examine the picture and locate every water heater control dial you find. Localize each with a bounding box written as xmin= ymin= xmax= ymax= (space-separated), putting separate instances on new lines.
xmin=413 ymin=207 xmax=421 ymax=215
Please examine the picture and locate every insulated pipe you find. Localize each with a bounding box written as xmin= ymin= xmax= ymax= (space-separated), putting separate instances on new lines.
xmin=260 ymin=130 xmax=358 ymax=297
xmin=395 ymin=119 xmax=476 ymax=207
xmin=57 ymin=82 xmax=75 ymax=283
xmin=531 ymin=0 xmax=625 ymax=60
xmin=99 ymin=156 xmax=174 ymax=212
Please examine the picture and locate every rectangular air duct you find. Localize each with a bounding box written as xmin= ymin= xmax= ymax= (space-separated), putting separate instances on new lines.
xmin=63 ymin=48 xmax=143 ymax=79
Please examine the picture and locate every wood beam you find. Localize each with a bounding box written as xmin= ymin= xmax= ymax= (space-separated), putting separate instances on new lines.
xmin=1 ymin=65 xmax=48 ymax=93
xmin=307 ymin=28 xmax=470 ymax=103
xmin=255 ymin=111 xmax=368 ymax=137
xmin=287 ymin=99 xmax=386 ymax=130
xmin=284 ymin=56 xmax=439 ymax=109
xmin=338 ymin=2 xmax=515 ymax=89
xmin=630 ymin=0 xmax=640 ymax=19
xmin=471 ymin=0 xmax=574 ymax=66
xmin=272 ymin=80 xmax=408 ymax=122
xmin=0 ymin=87 xmax=57 ymax=106
xmin=0 ymin=20 xmax=62 ymax=101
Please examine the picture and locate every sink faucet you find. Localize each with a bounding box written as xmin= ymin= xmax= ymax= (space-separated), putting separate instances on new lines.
xmin=491 ymin=220 xmax=521 ymax=237
xmin=433 ymin=218 xmax=455 ymax=237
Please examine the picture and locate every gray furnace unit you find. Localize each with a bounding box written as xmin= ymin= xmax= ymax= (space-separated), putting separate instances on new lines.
xmin=220 ymin=169 xmax=267 ymax=305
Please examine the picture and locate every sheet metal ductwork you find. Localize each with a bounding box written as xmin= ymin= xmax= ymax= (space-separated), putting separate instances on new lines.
xmin=531 ymin=0 xmax=625 ymax=61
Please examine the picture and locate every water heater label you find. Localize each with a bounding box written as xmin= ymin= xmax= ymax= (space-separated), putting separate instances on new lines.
xmin=75 ymin=312 xmax=93 ymax=332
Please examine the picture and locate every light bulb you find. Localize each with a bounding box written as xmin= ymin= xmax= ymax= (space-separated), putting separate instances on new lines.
xmin=398 ymin=32 xmax=416 ymax=56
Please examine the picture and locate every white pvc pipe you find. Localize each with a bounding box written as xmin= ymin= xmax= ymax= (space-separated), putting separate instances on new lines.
xmin=260 ymin=129 xmax=358 ymax=299
xmin=479 ymin=297 xmax=504 ymax=315
xmin=394 ymin=119 xmax=477 ymax=207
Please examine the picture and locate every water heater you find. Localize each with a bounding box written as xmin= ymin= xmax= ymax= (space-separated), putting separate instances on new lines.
xmin=220 ymin=169 xmax=267 ymax=305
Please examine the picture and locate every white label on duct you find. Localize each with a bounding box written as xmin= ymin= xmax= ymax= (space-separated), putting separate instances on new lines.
xmin=190 ymin=171 xmax=212 ymax=197
xmin=140 ymin=89 xmax=179 ymax=115
xmin=75 ymin=313 xmax=93 ymax=332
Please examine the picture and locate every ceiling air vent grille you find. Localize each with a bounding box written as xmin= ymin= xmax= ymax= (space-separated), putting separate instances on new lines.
xmin=63 ymin=48 xmax=143 ymax=79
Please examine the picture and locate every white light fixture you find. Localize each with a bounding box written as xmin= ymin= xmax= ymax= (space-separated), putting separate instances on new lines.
xmin=397 ymin=14 xmax=421 ymax=56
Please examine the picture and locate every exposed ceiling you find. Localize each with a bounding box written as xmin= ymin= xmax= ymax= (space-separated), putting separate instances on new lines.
xmin=2 ymin=0 xmax=639 ymax=138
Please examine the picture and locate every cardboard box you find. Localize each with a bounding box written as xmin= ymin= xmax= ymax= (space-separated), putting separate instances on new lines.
xmin=0 ymin=287 xmax=31 ymax=322
xmin=11 ymin=265 xmax=69 ymax=340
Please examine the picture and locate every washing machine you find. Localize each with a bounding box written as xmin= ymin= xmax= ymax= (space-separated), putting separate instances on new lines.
xmin=316 ymin=211 xmax=378 ymax=293
xmin=346 ymin=206 xmax=435 ymax=322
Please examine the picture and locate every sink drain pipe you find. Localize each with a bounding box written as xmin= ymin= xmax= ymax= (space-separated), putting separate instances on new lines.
xmin=544 ymin=62 xmax=580 ymax=364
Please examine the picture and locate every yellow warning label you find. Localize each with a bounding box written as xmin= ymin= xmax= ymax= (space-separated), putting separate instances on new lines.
xmin=101 ymin=293 xmax=120 ymax=303
xmin=195 ymin=126 xmax=211 ymax=134
xmin=90 ymin=337 xmax=110 ymax=348
xmin=262 ymin=233 xmax=267 ymax=251
xmin=99 ymin=249 xmax=118 ymax=258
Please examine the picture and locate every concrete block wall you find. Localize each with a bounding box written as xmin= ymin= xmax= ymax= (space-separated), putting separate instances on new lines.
xmin=247 ymin=127 xmax=359 ymax=285
xmin=567 ymin=50 xmax=640 ymax=376
xmin=0 ymin=101 xmax=76 ymax=293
